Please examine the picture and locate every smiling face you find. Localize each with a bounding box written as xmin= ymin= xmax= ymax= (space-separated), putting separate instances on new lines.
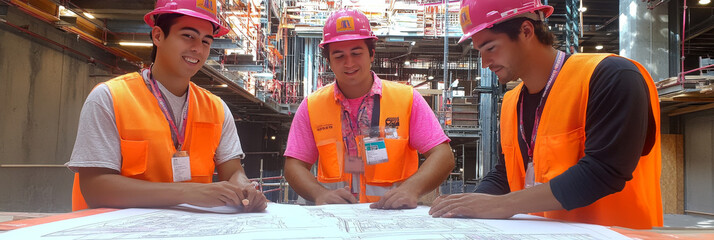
xmin=152 ymin=15 xmax=215 ymax=79
xmin=471 ymin=29 xmax=525 ymax=85
xmin=327 ymin=39 xmax=375 ymax=92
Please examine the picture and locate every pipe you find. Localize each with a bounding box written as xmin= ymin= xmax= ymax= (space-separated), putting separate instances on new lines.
xmin=262 ymin=188 xmax=282 ymax=194
xmin=679 ymin=0 xmax=687 ymax=84
xmin=259 ymin=183 xmax=286 ymax=187
xmin=1 ymin=19 xmax=124 ymax=73
xmin=682 ymin=64 xmax=714 ymax=75
xmin=443 ymin=0 xmax=449 ymax=113
xmin=3 ymin=0 xmax=140 ymax=69
xmin=249 ymin=176 xmax=283 ymax=181
xmin=657 ymin=64 xmax=714 ymax=89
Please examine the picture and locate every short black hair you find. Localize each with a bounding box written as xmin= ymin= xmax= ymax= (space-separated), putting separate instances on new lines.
xmin=320 ymin=39 xmax=377 ymax=62
xmin=489 ymin=17 xmax=554 ymax=46
xmin=150 ymin=13 xmax=184 ymax=62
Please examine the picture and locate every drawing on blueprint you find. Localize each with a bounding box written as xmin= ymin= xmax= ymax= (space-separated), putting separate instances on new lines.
xmin=305 ymin=205 xmax=497 ymax=234
xmin=43 ymin=209 xmax=294 ymax=239
xmin=0 ymin=204 xmax=631 ymax=240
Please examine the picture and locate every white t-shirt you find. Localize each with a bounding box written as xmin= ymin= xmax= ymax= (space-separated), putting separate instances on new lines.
xmin=66 ymin=71 xmax=244 ymax=172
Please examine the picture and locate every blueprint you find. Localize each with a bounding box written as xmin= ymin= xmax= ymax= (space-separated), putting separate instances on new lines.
xmin=0 ymin=203 xmax=630 ymax=240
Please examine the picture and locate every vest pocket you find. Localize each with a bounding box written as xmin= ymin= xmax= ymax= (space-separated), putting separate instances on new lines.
xmin=119 ymin=139 xmax=148 ymax=176
xmin=364 ymin=138 xmax=409 ymax=184
xmin=189 ymin=122 xmax=219 ymax=178
xmin=500 ymin=143 xmax=524 ymax=190
xmin=317 ymin=140 xmax=343 ymax=181
xmin=536 ymin=127 xmax=586 ymax=182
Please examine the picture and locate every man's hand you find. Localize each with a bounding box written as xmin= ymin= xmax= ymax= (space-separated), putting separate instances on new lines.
xmin=429 ymin=193 xmax=515 ymax=219
xmin=315 ymin=186 xmax=358 ymax=205
xmin=234 ymin=181 xmax=267 ymax=212
xmin=181 ymin=181 xmax=245 ymax=207
xmin=369 ymin=186 xmax=418 ymax=209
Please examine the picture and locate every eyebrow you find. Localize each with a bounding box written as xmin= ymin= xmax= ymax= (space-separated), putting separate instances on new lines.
xmin=476 ymin=40 xmax=494 ymax=51
xmin=180 ymin=27 xmax=214 ymax=40
xmin=331 ymin=46 xmax=365 ymax=55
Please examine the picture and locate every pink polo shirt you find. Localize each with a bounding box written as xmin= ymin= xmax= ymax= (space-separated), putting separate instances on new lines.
xmin=284 ymin=82 xmax=450 ymax=164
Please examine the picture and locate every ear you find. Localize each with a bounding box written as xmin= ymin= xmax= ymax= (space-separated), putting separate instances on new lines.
xmin=370 ymin=48 xmax=375 ymax=63
xmin=151 ymin=26 xmax=165 ymax=47
xmin=519 ymin=20 xmax=535 ymax=42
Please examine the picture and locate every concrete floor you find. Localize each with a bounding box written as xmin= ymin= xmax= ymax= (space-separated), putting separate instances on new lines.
xmin=663 ymin=214 xmax=714 ymax=229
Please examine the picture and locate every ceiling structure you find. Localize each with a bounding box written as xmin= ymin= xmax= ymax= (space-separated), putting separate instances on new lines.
xmin=4 ymin=0 xmax=713 ymax=117
xmin=1 ymin=0 xmax=292 ymax=125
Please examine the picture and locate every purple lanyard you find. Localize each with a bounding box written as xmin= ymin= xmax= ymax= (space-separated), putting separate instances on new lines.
xmin=145 ymin=68 xmax=189 ymax=150
xmin=518 ymin=51 xmax=566 ymax=162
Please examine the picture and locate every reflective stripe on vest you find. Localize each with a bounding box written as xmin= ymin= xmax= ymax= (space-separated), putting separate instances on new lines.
xmin=307 ymin=80 xmax=418 ymax=203
xmin=500 ymin=54 xmax=663 ymax=229
xmin=72 ymin=72 xmax=224 ymax=211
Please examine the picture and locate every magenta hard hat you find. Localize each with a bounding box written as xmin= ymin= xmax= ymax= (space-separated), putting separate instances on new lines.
xmin=144 ymin=0 xmax=230 ymax=37
xmin=458 ymin=0 xmax=554 ymax=43
xmin=319 ymin=9 xmax=378 ymax=48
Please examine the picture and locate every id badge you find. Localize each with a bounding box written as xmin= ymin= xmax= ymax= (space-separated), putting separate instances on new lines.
xmin=344 ymin=136 xmax=364 ymax=173
xmin=364 ymin=137 xmax=389 ymax=165
xmin=344 ymin=155 xmax=364 ymax=173
xmin=524 ymin=161 xmax=541 ymax=188
xmin=384 ymin=127 xmax=399 ymax=139
xmin=172 ymin=151 xmax=191 ymax=182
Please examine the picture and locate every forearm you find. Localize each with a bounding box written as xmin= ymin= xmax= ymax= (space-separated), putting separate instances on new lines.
xmin=79 ymin=168 xmax=195 ymax=208
xmin=399 ymin=143 xmax=454 ymax=197
xmin=474 ymin=154 xmax=510 ymax=195
xmin=284 ymin=157 xmax=329 ymax=202
xmin=504 ymin=182 xmax=564 ymax=215
xmin=217 ymin=159 xmax=251 ymax=184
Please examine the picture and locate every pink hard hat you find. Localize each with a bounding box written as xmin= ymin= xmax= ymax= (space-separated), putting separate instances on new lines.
xmin=458 ymin=0 xmax=554 ymax=43
xmin=319 ymin=9 xmax=378 ymax=48
xmin=144 ymin=0 xmax=230 ymax=37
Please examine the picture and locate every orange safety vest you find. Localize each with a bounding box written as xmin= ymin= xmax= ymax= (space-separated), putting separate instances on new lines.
xmin=500 ymin=54 xmax=663 ymax=229
xmin=307 ymin=80 xmax=419 ymax=203
xmin=71 ymin=72 xmax=225 ymax=211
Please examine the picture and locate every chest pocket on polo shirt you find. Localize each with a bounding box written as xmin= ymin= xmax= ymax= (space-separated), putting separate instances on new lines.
xmin=188 ymin=122 xmax=220 ymax=179
xmin=119 ymin=139 xmax=148 ymax=177
xmin=534 ymin=127 xmax=586 ymax=183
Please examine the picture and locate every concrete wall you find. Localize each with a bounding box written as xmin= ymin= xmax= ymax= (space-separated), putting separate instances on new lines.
xmin=0 ymin=6 xmax=119 ymax=212
xmin=683 ymin=109 xmax=714 ymax=215
xmin=619 ymin=0 xmax=670 ymax=82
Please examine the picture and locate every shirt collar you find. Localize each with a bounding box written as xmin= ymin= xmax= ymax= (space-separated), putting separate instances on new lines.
xmin=333 ymin=71 xmax=383 ymax=102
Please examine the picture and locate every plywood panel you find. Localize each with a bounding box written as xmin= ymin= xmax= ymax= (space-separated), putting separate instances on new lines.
xmin=660 ymin=134 xmax=684 ymax=214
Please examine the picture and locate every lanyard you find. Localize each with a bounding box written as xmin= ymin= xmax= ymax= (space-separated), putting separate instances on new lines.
xmin=518 ymin=51 xmax=566 ymax=162
xmin=145 ymin=68 xmax=189 ymax=150
xmin=342 ymin=94 xmax=381 ymax=149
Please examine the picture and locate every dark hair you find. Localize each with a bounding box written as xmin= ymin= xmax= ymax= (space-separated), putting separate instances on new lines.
xmin=320 ymin=39 xmax=377 ymax=61
xmin=150 ymin=13 xmax=184 ymax=62
xmin=489 ymin=17 xmax=554 ymax=46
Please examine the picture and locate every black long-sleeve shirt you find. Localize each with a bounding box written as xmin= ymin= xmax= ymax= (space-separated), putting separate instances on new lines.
xmin=475 ymin=56 xmax=656 ymax=210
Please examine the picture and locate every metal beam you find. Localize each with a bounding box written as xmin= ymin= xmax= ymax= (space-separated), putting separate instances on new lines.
xmin=685 ymin=16 xmax=714 ymax=42
xmin=222 ymin=64 xmax=264 ymax=72
xmin=106 ymin=20 xmax=151 ymax=33
xmin=69 ymin=0 xmax=154 ymax=10
xmin=596 ymin=15 xmax=618 ymax=31
xmin=211 ymin=38 xmax=242 ymax=49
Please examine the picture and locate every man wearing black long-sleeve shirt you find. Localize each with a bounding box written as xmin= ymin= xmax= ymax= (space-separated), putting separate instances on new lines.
xmin=430 ymin=0 xmax=662 ymax=229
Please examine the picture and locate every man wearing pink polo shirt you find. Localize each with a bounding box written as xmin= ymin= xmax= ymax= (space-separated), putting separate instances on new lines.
xmin=284 ymin=9 xmax=455 ymax=209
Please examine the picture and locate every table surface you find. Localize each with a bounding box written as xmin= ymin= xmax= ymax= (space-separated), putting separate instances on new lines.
xmin=2 ymin=210 xmax=714 ymax=239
